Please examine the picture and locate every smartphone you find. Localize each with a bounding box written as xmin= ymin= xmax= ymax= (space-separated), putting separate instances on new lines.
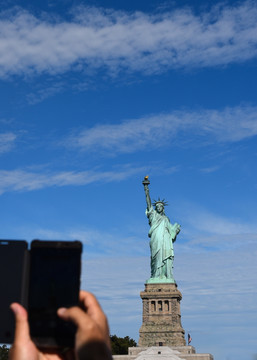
xmin=28 ymin=240 xmax=82 ymax=349
xmin=0 ymin=240 xmax=28 ymax=344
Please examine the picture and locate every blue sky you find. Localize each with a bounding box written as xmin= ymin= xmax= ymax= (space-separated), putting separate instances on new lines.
xmin=0 ymin=0 xmax=257 ymax=359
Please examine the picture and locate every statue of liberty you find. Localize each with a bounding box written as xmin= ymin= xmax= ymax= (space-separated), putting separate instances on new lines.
xmin=142 ymin=176 xmax=180 ymax=284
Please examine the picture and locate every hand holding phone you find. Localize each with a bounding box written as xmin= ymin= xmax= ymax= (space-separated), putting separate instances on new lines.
xmin=10 ymin=291 xmax=112 ymax=360
xmin=0 ymin=239 xmax=82 ymax=348
xmin=58 ymin=291 xmax=111 ymax=352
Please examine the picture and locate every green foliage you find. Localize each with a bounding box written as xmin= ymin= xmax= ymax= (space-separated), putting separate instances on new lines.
xmin=110 ymin=334 xmax=137 ymax=355
xmin=0 ymin=345 xmax=9 ymax=360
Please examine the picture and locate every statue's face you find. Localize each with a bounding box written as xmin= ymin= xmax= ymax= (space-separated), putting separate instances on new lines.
xmin=156 ymin=203 xmax=164 ymax=214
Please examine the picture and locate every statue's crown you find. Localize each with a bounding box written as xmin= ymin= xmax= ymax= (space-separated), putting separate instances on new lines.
xmin=153 ymin=197 xmax=168 ymax=207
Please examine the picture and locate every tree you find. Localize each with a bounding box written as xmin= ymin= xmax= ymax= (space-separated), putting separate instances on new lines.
xmin=110 ymin=335 xmax=137 ymax=355
xmin=0 ymin=345 xmax=9 ymax=360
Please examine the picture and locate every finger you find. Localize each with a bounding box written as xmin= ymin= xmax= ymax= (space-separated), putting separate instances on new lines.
xmin=80 ymin=291 xmax=109 ymax=334
xmin=79 ymin=291 xmax=104 ymax=318
xmin=57 ymin=306 xmax=90 ymax=329
xmin=10 ymin=303 xmax=31 ymax=344
xmin=58 ymin=306 xmax=109 ymax=351
xmin=78 ymin=292 xmax=110 ymax=347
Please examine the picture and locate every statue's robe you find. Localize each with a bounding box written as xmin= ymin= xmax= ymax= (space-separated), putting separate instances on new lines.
xmin=146 ymin=206 xmax=179 ymax=278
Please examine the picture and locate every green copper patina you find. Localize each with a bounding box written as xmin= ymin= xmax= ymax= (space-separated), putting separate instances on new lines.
xmin=143 ymin=176 xmax=180 ymax=284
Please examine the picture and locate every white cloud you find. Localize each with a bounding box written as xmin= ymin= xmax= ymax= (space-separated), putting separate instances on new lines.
xmin=0 ymin=165 xmax=147 ymax=194
xmin=0 ymin=132 xmax=17 ymax=153
xmin=0 ymin=2 xmax=257 ymax=77
xmin=67 ymin=114 xmax=179 ymax=153
xmin=66 ymin=106 xmax=257 ymax=154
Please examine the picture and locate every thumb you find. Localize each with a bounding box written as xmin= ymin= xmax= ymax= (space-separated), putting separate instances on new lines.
xmin=10 ymin=303 xmax=31 ymax=344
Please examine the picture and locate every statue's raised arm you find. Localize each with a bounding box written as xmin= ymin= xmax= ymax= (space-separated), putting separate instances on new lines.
xmin=142 ymin=176 xmax=152 ymax=211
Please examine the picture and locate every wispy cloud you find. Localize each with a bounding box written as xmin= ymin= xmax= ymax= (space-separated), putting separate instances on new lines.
xmin=0 ymin=1 xmax=257 ymax=77
xmin=0 ymin=132 xmax=17 ymax=153
xmin=184 ymin=209 xmax=255 ymax=236
xmin=0 ymin=165 xmax=147 ymax=194
xmin=175 ymin=202 xmax=257 ymax=252
xmin=65 ymin=105 xmax=257 ymax=154
xmin=200 ymin=165 xmax=220 ymax=173
xmin=26 ymin=82 xmax=64 ymax=104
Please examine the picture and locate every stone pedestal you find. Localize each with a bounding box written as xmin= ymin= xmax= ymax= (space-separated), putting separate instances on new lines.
xmin=138 ymin=283 xmax=186 ymax=347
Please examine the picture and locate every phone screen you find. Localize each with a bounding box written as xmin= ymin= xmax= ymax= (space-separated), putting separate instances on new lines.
xmin=28 ymin=240 xmax=82 ymax=348
xmin=0 ymin=240 xmax=28 ymax=344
